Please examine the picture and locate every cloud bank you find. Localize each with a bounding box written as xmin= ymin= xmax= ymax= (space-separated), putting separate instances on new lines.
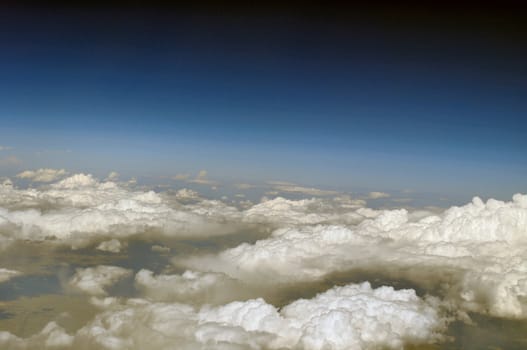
xmin=1 ymin=172 xmax=527 ymax=349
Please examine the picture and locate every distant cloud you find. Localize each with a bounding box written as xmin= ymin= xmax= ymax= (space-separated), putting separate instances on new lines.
xmin=105 ymin=171 xmax=120 ymax=181
xmin=391 ymin=197 xmax=413 ymax=203
xmin=0 ymin=145 xmax=12 ymax=151
xmin=267 ymin=181 xmax=338 ymax=196
xmin=234 ymin=183 xmax=257 ymax=190
xmin=368 ymin=191 xmax=391 ymax=199
xmin=172 ymin=173 xmax=190 ymax=181
xmin=188 ymin=170 xmax=218 ymax=186
xmin=16 ymin=168 xmax=68 ymax=182
xmin=175 ymin=188 xmax=201 ymax=200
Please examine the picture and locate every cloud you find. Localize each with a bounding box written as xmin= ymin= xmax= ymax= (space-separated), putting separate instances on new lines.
xmin=1 ymin=281 xmax=442 ymax=350
xmin=267 ymin=181 xmax=338 ymax=196
xmin=2 ymin=170 xmax=527 ymax=348
xmin=234 ymin=183 xmax=257 ymax=190
xmin=0 ymin=146 xmax=12 ymax=151
xmin=0 ymin=173 xmax=243 ymax=248
xmin=188 ymin=170 xmax=218 ymax=186
xmin=368 ymin=191 xmax=391 ymax=199
xmin=0 ymin=268 xmax=20 ymax=283
xmin=187 ymin=194 xmax=527 ymax=318
xmin=174 ymin=188 xmax=201 ymax=201
xmin=242 ymin=196 xmax=367 ymax=226
xmin=96 ymin=239 xmax=123 ymax=253
xmin=16 ymin=168 xmax=68 ymax=182
xmin=172 ymin=173 xmax=190 ymax=181
xmin=105 ymin=171 xmax=119 ymax=181
xmin=135 ymin=269 xmax=246 ymax=304
xmin=68 ymin=265 xmax=132 ymax=296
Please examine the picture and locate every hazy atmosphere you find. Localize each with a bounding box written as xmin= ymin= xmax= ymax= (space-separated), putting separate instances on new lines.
xmin=1 ymin=1 xmax=526 ymax=349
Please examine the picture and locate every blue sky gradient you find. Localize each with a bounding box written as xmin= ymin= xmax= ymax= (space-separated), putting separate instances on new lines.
xmin=0 ymin=5 xmax=526 ymax=200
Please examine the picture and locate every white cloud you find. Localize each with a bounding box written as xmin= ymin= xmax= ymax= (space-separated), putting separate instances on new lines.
xmin=151 ymin=244 xmax=170 ymax=253
xmin=68 ymin=265 xmax=132 ymax=296
xmin=188 ymin=170 xmax=218 ymax=186
xmin=242 ymin=196 xmax=367 ymax=226
xmin=267 ymin=181 xmax=338 ymax=196
xmin=174 ymin=188 xmax=200 ymax=201
xmin=0 ymin=281 xmax=441 ymax=350
xmin=0 ymin=268 xmax=20 ymax=283
xmin=0 ymin=146 xmax=12 ymax=151
xmin=96 ymin=239 xmax=123 ymax=253
xmin=105 ymin=171 xmax=119 ymax=181
xmin=0 ymin=173 xmax=243 ymax=248
xmin=187 ymin=194 xmax=527 ymax=318
xmin=16 ymin=168 xmax=68 ymax=182
xmin=368 ymin=191 xmax=391 ymax=199
xmin=172 ymin=173 xmax=190 ymax=181
xmin=135 ymin=269 xmax=244 ymax=304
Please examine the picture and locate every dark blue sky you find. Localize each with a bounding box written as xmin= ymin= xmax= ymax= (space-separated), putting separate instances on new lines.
xmin=0 ymin=2 xmax=526 ymax=199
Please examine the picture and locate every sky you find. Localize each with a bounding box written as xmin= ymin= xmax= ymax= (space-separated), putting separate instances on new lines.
xmin=0 ymin=1 xmax=526 ymax=200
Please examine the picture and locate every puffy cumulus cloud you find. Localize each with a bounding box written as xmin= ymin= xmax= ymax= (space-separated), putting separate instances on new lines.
xmin=2 ymin=281 xmax=441 ymax=350
xmin=16 ymin=168 xmax=68 ymax=182
xmin=367 ymin=191 xmax=391 ymax=199
xmin=174 ymin=188 xmax=201 ymax=201
xmin=68 ymin=265 xmax=132 ymax=296
xmin=96 ymin=239 xmax=123 ymax=253
xmin=187 ymin=194 xmax=527 ymax=319
xmin=243 ymin=196 xmax=367 ymax=226
xmin=0 ymin=173 xmax=245 ymax=249
xmin=0 ymin=268 xmax=20 ymax=283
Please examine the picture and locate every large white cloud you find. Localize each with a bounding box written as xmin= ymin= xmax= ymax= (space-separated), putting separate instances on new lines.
xmin=187 ymin=194 xmax=527 ymax=318
xmin=16 ymin=168 xmax=68 ymax=183
xmin=0 ymin=174 xmax=244 ymax=248
xmin=0 ymin=281 xmax=443 ymax=350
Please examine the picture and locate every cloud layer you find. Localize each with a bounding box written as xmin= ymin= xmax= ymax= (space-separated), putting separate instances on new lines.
xmin=1 ymin=173 xmax=526 ymax=349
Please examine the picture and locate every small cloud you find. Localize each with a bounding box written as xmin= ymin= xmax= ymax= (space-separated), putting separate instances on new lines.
xmin=0 ymin=268 xmax=20 ymax=283
xmin=391 ymin=198 xmax=412 ymax=203
xmin=105 ymin=171 xmax=120 ymax=181
xmin=0 ymin=145 xmax=12 ymax=151
xmin=151 ymin=245 xmax=170 ymax=253
xmin=267 ymin=180 xmax=297 ymax=186
xmin=270 ymin=182 xmax=338 ymax=196
xmin=368 ymin=191 xmax=391 ymax=199
xmin=173 ymin=173 xmax=190 ymax=181
xmin=188 ymin=170 xmax=218 ymax=186
xmin=234 ymin=183 xmax=257 ymax=190
xmin=96 ymin=239 xmax=123 ymax=253
xmin=16 ymin=168 xmax=68 ymax=182
xmin=175 ymin=188 xmax=201 ymax=200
